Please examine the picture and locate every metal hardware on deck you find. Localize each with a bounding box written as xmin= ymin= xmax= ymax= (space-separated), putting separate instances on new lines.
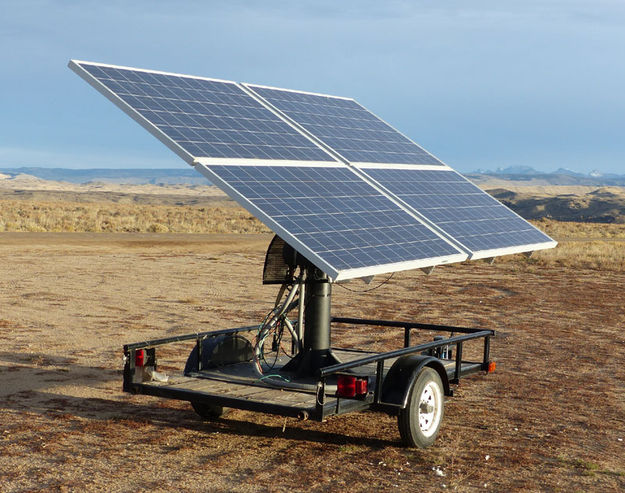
xmin=453 ymin=342 xmax=463 ymax=384
xmin=375 ymin=360 xmax=384 ymax=403
xmin=197 ymin=337 xmax=203 ymax=372
xmin=404 ymin=326 xmax=411 ymax=348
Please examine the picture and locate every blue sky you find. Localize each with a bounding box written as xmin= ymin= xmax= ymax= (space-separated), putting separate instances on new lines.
xmin=1 ymin=0 xmax=624 ymax=173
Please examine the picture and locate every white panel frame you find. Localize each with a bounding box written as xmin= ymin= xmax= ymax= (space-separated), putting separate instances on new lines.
xmin=469 ymin=241 xmax=558 ymax=260
xmin=242 ymin=83 xmax=354 ymax=101
xmin=333 ymin=253 xmax=466 ymax=281
xmin=357 ymin=163 xmax=453 ymax=171
xmin=194 ymin=157 xmax=341 ymax=167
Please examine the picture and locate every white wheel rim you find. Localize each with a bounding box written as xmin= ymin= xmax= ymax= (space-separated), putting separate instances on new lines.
xmin=418 ymin=381 xmax=442 ymax=438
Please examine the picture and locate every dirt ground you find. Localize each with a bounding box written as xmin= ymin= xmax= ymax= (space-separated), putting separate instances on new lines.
xmin=1 ymin=232 xmax=624 ymax=492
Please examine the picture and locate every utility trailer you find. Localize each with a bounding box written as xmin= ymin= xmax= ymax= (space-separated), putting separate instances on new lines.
xmin=122 ymin=238 xmax=496 ymax=448
xmin=124 ymin=319 xmax=494 ymax=448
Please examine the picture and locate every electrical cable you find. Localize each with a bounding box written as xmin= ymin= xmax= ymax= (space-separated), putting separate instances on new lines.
xmin=252 ymin=271 xmax=338 ymax=393
xmin=254 ymin=280 xmax=300 ymax=373
xmin=335 ymin=272 xmax=395 ymax=293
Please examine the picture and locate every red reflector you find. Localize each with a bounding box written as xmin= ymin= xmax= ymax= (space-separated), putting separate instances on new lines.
xmin=354 ymin=378 xmax=368 ymax=395
xmin=135 ymin=349 xmax=145 ymax=367
xmin=336 ymin=375 xmax=368 ymax=398
xmin=488 ymin=361 xmax=496 ymax=373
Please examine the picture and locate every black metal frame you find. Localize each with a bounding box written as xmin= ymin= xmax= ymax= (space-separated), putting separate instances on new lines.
xmin=123 ymin=317 xmax=494 ymax=421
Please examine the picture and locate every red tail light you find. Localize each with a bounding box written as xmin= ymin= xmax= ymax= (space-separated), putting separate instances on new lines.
xmin=336 ymin=375 xmax=368 ymax=398
xmin=135 ymin=349 xmax=145 ymax=367
xmin=488 ymin=361 xmax=496 ymax=373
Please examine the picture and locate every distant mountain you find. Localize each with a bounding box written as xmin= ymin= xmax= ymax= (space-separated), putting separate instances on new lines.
xmin=489 ymin=188 xmax=625 ymax=224
xmin=495 ymin=165 xmax=543 ymax=175
xmin=0 ymin=167 xmax=209 ymax=185
xmin=467 ymin=167 xmax=625 ymax=187
xmin=553 ymin=168 xmax=588 ymax=177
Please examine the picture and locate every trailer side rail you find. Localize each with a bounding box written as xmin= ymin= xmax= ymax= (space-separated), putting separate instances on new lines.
xmin=124 ymin=325 xmax=257 ymax=352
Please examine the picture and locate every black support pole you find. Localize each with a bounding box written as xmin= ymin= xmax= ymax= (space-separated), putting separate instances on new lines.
xmin=303 ymin=268 xmax=331 ymax=351
xmin=281 ymin=265 xmax=340 ymax=377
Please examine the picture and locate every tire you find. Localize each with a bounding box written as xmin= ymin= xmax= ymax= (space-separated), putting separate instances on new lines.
xmin=398 ymin=367 xmax=444 ymax=448
xmin=185 ymin=338 xmax=238 ymax=420
xmin=190 ymin=401 xmax=227 ymax=420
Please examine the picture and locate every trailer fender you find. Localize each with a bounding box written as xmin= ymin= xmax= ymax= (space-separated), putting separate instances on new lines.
xmin=381 ymin=355 xmax=451 ymax=408
xmin=184 ymin=334 xmax=253 ymax=374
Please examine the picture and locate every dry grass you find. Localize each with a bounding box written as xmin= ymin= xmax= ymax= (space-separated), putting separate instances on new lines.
xmin=516 ymin=219 xmax=625 ymax=271
xmin=0 ymin=199 xmax=269 ymax=234
xmin=2 ymin=199 xmax=624 ymax=271
xmin=525 ymin=240 xmax=625 ymax=271
xmin=532 ymin=218 xmax=625 ymax=239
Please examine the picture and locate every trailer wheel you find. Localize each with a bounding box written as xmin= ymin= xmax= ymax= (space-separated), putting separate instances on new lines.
xmin=190 ymin=401 xmax=227 ymax=420
xmin=184 ymin=337 xmax=247 ymax=420
xmin=398 ymin=367 xmax=444 ymax=448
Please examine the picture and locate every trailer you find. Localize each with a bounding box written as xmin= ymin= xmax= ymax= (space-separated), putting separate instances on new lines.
xmin=122 ymin=237 xmax=496 ymax=448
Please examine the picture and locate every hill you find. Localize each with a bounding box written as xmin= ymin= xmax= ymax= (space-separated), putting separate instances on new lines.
xmin=467 ymin=167 xmax=625 ymax=187
xmin=489 ymin=187 xmax=625 ymax=223
xmin=1 ymin=168 xmax=625 ymax=224
xmin=3 ymin=166 xmax=625 ymax=188
xmin=0 ymin=167 xmax=207 ymax=185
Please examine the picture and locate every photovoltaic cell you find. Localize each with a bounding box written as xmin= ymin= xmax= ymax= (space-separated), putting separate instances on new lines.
xmin=245 ymin=85 xmax=444 ymax=166
xmin=362 ymin=168 xmax=554 ymax=254
xmin=74 ymin=62 xmax=334 ymax=162
xmin=203 ymin=164 xmax=463 ymax=276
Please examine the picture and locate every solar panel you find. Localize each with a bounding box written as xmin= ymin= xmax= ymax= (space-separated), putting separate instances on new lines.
xmin=360 ymin=167 xmax=557 ymax=258
xmin=195 ymin=163 xmax=466 ymax=280
xmin=244 ymin=84 xmax=444 ymax=166
xmin=69 ymin=61 xmax=335 ymax=164
xmin=69 ymin=59 xmax=555 ymax=280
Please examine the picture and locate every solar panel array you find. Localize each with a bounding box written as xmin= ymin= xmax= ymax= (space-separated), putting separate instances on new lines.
xmin=70 ymin=60 xmax=556 ymax=280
